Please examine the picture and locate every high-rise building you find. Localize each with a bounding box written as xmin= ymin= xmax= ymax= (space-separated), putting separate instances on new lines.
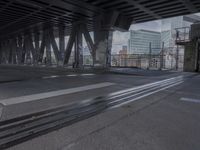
xmin=128 ymin=30 xmax=161 ymax=55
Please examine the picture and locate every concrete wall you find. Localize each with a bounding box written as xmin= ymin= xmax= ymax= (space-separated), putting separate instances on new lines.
xmin=184 ymin=42 xmax=197 ymax=72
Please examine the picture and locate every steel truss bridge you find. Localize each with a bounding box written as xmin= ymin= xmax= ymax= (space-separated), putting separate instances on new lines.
xmin=0 ymin=0 xmax=199 ymax=67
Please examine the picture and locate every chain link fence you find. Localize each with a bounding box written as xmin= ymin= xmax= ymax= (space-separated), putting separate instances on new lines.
xmin=111 ymin=53 xmax=184 ymax=71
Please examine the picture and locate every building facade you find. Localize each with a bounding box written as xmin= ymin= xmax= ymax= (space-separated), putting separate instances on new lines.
xmin=128 ymin=30 xmax=161 ymax=55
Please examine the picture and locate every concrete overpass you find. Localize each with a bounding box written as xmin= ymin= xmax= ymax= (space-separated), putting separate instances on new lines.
xmin=0 ymin=0 xmax=200 ymax=67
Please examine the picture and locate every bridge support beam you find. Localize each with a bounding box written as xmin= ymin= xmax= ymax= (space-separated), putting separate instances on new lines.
xmin=74 ymin=24 xmax=83 ymax=68
xmin=94 ymin=30 xmax=113 ymax=67
xmin=64 ymin=23 xmax=94 ymax=68
xmin=93 ymin=12 xmax=131 ymax=68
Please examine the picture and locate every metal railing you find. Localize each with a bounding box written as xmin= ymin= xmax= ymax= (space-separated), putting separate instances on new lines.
xmin=175 ymin=27 xmax=191 ymax=44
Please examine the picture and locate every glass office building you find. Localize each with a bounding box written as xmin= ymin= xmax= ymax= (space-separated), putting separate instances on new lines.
xmin=128 ymin=30 xmax=161 ymax=54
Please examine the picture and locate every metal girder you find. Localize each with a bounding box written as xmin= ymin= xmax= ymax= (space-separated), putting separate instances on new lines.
xmin=38 ymin=31 xmax=46 ymax=63
xmin=0 ymin=42 xmax=7 ymax=64
xmin=28 ymin=33 xmax=37 ymax=64
xmin=60 ymin=0 xmax=103 ymax=13
xmin=49 ymin=27 xmax=63 ymax=64
xmin=45 ymin=30 xmax=51 ymax=66
xmin=179 ymin=0 xmax=198 ymax=13
xmin=24 ymin=37 xmax=31 ymax=64
xmin=8 ymin=40 xmax=13 ymax=64
xmin=64 ymin=26 xmax=77 ymax=65
xmin=0 ymin=43 xmax=2 ymax=63
xmin=34 ymin=28 xmax=40 ymax=61
xmin=11 ymin=38 xmax=17 ymax=64
xmin=81 ymin=24 xmax=95 ymax=58
xmin=16 ymin=36 xmax=23 ymax=64
xmin=160 ymin=42 xmax=164 ymax=70
xmin=59 ymin=24 xmax=65 ymax=60
xmin=1 ymin=0 xmax=199 ymax=41
xmin=74 ymin=25 xmax=83 ymax=68
xmin=124 ymin=0 xmax=161 ymax=19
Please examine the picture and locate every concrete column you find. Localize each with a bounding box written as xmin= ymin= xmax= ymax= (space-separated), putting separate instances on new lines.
xmin=195 ymin=39 xmax=200 ymax=72
xmin=74 ymin=25 xmax=83 ymax=68
xmin=11 ymin=38 xmax=17 ymax=64
xmin=148 ymin=42 xmax=152 ymax=69
xmin=21 ymin=36 xmax=26 ymax=64
xmin=92 ymin=12 xmax=131 ymax=68
xmin=59 ymin=25 xmax=65 ymax=60
xmin=176 ymin=45 xmax=179 ymax=70
xmin=94 ymin=30 xmax=113 ymax=67
xmin=45 ymin=29 xmax=52 ymax=66
xmin=49 ymin=26 xmax=63 ymax=66
xmin=8 ymin=40 xmax=13 ymax=64
xmin=0 ymin=43 xmax=2 ymax=64
xmin=34 ymin=29 xmax=40 ymax=63
xmin=184 ymin=42 xmax=197 ymax=72
xmin=160 ymin=42 xmax=164 ymax=70
xmin=16 ymin=36 xmax=23 ymax=64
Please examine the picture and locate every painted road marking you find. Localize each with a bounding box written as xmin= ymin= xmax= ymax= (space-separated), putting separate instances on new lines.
xmin=42 ymin=75 xmax=59 ymax=79
xmin=112 ymin=81 xmax=183 ymax=108
xmin=66 ymin=74 xmax=78 ymax=77
xmin=43 ymin=74 xmax=96 ymax=79
xmin=0 ymin=82 xmax=115 ymax=106
xmin=80 ymin=74 xmax=95 ymax=76
xmin=180 ymin=97 xmax=200 ymax=104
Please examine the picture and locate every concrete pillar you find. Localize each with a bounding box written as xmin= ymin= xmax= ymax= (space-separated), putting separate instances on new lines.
xmin=74 ymin=25 xmax=83 ymax=68
xmin=11 ymin=38 xmax=17 ymax=64
xmin=49 ymin=26 xmax=63 ymax=66
xmin=8 ymin=40 xmax=13 ymax=64
xmin=148 ymin=42 xmax=152 ymax=69
xmin=34 ymin=29 xmax=40 ymax=63
xmin=176 ymin=45 xmax=179 ymax=70
xmin=195 ymin=39 xmax=200 ymax=72
xmin=0 ymin=43 xmax=2 ymax=64
xmin=21 ymin=36 xmax=26 ymax=64
xmin=92 ymin=12 xmax=131 ymax=68
xmin=59 ymin=25 xmax=65 ymax=60
xmin=184 ymin=41 xmax=197 ymax=72
xmin=45 ymin=29 xmax=52 ymax=66
xmin=160 ymin=42 xmax=164 ymax=70
xmin=16 ymin=36 xmax=23 ymax=64
xmin=94 ymin=30 xmax=113 ymax=67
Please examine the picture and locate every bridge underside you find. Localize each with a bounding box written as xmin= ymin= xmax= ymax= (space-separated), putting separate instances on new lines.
xmin=0 ymin=0 xmax=200 ymax=67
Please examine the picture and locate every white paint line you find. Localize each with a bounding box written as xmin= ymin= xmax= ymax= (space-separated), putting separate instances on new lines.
xmin=66 ymin=74 xmax=78 ymax=77
xmin=0 ymin=82 xmax=115 ymax=106
xmin=180 ymin=97 xmax=200 ymax=104
xmin=109 ymin=76 xmax=183 ymax=97
xmin=80 ymin=74 xmax=95 ymax=76
xmin=111 ymin=81 xmax=183 ymax=109
xmin=109 ymin=78 xmax=183 ymax=100
xmin=109 ymin=80 xmax=178 ymax=104
xmin=43 ymin=75 xmax=59 ymax=79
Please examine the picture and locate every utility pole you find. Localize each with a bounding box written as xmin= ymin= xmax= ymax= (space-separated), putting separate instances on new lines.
xmin=148 ymin=42 xmax=152 ymax=69
xmin=160 ymin=42 xmax=164 ymax=70
xmin=176 ymin=44 xmax=179 ymax=70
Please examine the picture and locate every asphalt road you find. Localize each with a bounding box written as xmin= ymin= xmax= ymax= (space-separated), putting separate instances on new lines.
xmin=0 ymin=65 xmax=199 ymax=150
